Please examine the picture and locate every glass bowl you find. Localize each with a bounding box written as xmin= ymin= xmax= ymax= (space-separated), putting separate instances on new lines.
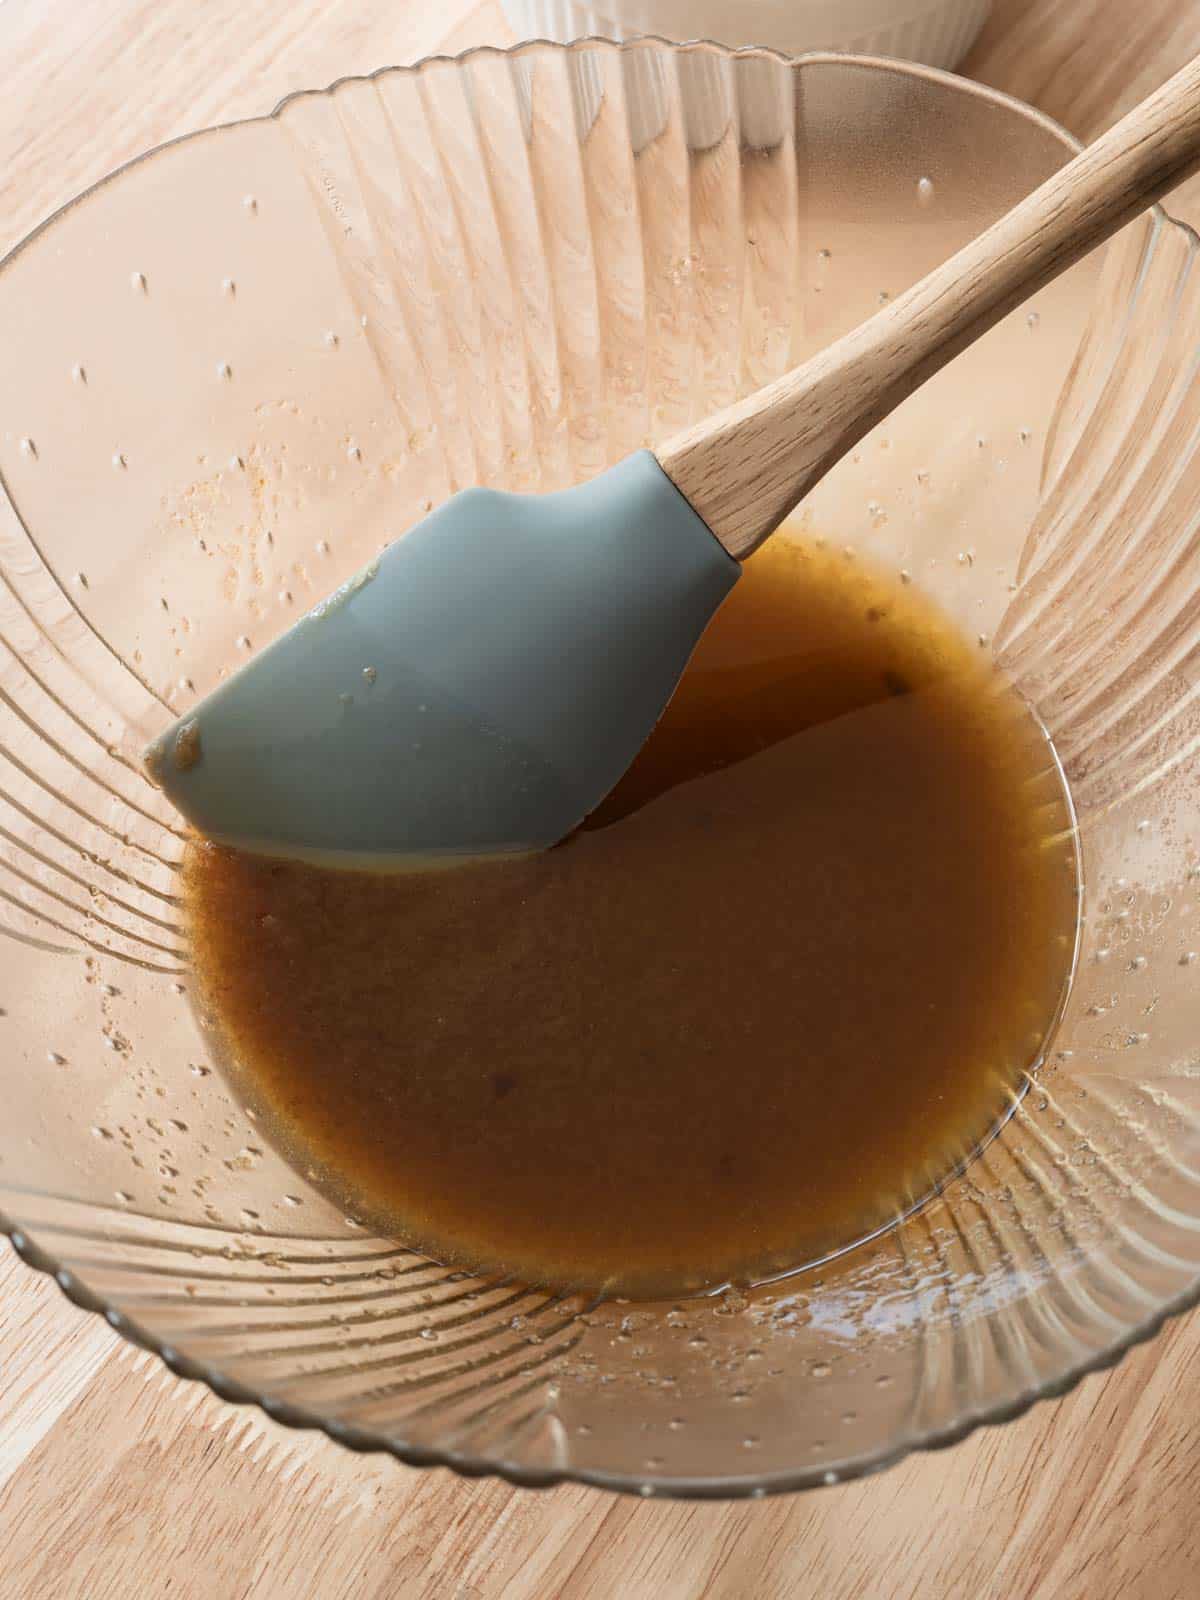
xmin=0 ymin=38 xmax=1197 ymax=1500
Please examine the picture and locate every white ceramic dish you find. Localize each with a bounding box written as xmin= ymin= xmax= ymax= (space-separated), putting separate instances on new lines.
xmin=501 ymin=0 xmax=992 ymax=70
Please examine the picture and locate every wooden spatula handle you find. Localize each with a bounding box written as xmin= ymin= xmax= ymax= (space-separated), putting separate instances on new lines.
xmin=657 ymin=52 xmax=1200 ymax=560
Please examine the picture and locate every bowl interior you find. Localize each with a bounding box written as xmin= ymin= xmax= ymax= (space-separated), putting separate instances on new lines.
xmin=0 ymin=42 xmax=1197 ymax=1497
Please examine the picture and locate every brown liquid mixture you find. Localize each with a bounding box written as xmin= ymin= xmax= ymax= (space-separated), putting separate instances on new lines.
xmin=184 ymin=537 xmax=1078 ymax=1296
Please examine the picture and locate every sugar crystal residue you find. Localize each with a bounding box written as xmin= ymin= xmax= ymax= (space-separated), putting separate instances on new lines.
xmin=174 ymin=719 xmax=202 ymax=771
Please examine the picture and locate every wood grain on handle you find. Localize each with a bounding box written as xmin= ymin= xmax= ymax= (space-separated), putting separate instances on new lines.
xmin=657 ymin=51 xmax=1200 ymax=560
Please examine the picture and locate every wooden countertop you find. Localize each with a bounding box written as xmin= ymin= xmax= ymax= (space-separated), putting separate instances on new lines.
xmin=2 ymin=3 xmax=1199 ymax=1595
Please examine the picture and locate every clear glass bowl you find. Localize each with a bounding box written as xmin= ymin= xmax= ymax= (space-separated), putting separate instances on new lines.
xmin=0 ymin=39 xmax=1197 ymax=1499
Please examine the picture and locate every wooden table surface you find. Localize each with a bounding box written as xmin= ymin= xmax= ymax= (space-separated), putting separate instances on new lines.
xmin=2 ymin=3 xmax=1200 ymax=1596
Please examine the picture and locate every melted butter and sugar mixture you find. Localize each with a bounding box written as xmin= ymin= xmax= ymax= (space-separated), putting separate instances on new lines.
xmin=184 ymin=537 xmax=1078 ymax=1297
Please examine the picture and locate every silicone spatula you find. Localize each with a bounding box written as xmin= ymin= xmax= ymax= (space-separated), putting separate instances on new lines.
xmin=146 ymin=56 xmax=1200 ymax=863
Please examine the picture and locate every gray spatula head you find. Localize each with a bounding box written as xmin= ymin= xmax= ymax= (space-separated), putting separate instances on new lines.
xmin=145 ymin=451 xmax=739 ymax=864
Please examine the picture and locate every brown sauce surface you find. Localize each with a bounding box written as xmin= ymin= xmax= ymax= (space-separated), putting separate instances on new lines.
xmin=184 ymin=537 xmax=1078 ymax=1296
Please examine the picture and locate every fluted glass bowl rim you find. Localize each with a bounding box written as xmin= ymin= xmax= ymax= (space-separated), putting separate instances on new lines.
xmin=1 ymin=34 xmax=1190 ymax=1501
